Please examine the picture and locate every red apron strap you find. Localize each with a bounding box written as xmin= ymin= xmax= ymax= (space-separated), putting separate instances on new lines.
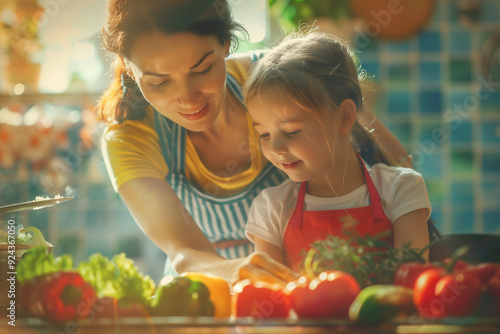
xmin=289 ymin=182 xmax=307 ymax=227
xmin=355 ymin=152 xmax=385 ymax=220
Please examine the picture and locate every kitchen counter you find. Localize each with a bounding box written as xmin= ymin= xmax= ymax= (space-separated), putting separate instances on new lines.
xmin=2 ymin=316 xmax=500 ymax=334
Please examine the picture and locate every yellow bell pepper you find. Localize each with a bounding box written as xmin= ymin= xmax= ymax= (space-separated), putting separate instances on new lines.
xmin=180 ymin=272 xmax=231 ymax=318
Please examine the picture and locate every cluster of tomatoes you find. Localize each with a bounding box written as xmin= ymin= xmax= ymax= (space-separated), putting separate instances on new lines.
xmin=395 ymin=260 xmax=500 ymax=319
xmin=232 ymin=260 xmax=500 ymax=321
xmin=232 ymin=270 xmax=361 ymax=319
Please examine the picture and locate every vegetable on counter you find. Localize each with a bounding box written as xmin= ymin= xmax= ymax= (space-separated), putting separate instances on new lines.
xmin=19 ymin=271 xmax=96 ymax=322
xmin=487 ymin=268 xmax=500 ymax=316
xmin=394 ymin=262 xmax=441 ymax=289
xmin=180 ymin=272 xmax=231 ymax=318
xmin=287 ymin=270 xmax=360 ymax=319
xmin=299 ymin=231 xmax=429 ymax=288
xmin=348 ymin=285 xmax=415 ymax=324
xmin=232 ymin=279 xmax=291 ymax=319
xmin=413 ymin=252 xmax=483 ymax=319
xmin=462 ymin=263 xmax=500 ymax=287
xmin=150 ymin=276 xmax=214 ymax=317
xmin=16 ymin=245 xmax=73 ymax=284
xmin=77 ymin=252 xmax=155 ymax=309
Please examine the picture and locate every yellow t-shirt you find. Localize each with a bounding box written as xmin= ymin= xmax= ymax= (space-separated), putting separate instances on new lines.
xmin=101 ymin=59 xmax=269 ymax=198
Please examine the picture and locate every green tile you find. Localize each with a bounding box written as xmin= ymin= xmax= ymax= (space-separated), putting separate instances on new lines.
xmin=450 ymin=60 xmax=472 ymax=82
xmin=388 ymin=63 xmax=410 ymax=84
xmin=387 ymin=121 xmax=412 ymax=143
xmin=56 ymin=234 xmax=83 ymax=258
xmin=425 ymin=180 xmax=445 ymax=204
xmin=451 ymin=150 xmax=474 ymax=173
xmin=117 ymin=236 xmax=142 ymax=258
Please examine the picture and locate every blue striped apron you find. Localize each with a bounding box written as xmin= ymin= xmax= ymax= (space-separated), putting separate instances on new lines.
xmin=154 ymin=72 xmax=288 ymax=276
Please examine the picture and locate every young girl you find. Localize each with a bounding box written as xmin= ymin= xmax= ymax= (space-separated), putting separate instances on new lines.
xmin=244 ymin=31 xmax=431 ymax=271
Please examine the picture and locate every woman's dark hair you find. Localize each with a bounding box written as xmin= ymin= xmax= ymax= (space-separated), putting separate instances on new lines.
xmin=96 ymin=0 xmax=247 ymax=123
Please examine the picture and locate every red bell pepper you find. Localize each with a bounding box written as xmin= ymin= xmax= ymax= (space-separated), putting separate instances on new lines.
xmin=462 ymin=263 xmax=500 ymax=287
xmin=19 ymin=271 xmax=97 ymax=322
xmin=394 ymin=262 xmax=441 ymax=289
xmin=232 ymin=279 xmax=291 ymax=319
xmin=287 ymin=270 xmax=361 ymax=319
xmin=413 ymin=263 xmax=482 ymax=318
xmin=486 ymin=268 xmax=500 ymax=316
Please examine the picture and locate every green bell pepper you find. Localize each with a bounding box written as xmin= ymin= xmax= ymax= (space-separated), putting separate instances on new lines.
xmin=150 ymin=277 xmax=214 ymax=317
xmin=349 ymin=285 xmax=415 ymax=324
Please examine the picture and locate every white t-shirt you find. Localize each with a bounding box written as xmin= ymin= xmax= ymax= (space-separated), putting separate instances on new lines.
xmin=245 ymin=163 xmax=431 ymax=249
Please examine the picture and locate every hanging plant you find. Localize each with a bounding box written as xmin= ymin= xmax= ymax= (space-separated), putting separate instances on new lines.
xmin=268 ymin=0 xmax=354 ymax=31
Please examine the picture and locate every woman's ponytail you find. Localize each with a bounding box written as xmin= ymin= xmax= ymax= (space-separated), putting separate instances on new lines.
xmin=95 ymin=62 xmax=148 ymax=123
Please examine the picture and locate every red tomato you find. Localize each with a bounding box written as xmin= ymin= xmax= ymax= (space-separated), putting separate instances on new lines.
xmin=442 ymin=258 xmax=469 ymax=272
xmin=414 ymin=267 xmax=482 ymax=318
xmin=232 ymin=280 xmax=291 ymax=318
xmin=487 ymin=268 xmax=500 ymax=316
xmin=394 ymin=262 xmax=441 ymax=289
xmin=462 ymin=263 xmax=500 ymax=287
xmin=287 ymin=271 xmax=361 ymax=319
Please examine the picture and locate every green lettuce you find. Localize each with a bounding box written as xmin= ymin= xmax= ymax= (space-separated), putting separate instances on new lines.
xmin=77 ymin=253 xmax=156 ymax=307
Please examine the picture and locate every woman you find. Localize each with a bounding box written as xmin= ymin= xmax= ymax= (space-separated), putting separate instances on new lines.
xmin=96 ymin=0 xmax=412 ymax=284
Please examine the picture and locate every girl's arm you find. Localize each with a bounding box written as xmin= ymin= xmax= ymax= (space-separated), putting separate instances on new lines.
xmin=393 ymin=208 xmax=430 ymax=260
xmin=118 ymin=177 xmax=297 ymax=284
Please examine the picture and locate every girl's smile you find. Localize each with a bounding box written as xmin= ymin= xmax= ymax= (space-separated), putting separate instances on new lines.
xmin=247 ymin=89 xmax=339 ymax=185
xmin=281 ymin=160 xmax=302 ymax=169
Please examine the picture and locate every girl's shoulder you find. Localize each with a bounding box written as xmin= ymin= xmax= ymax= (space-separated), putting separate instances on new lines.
xmin=254 ymin=179 xmax=298 ymax=205
xmin=369 ymin=163 xmax=424 ymax=181
xmin=369 ymin=163 xmax=427 ymax=195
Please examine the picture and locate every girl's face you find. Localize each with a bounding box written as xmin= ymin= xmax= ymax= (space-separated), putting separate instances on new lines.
xmin=247 ymin=89 xmax=338 ymax=184
xmin=128 ymin=31 xmax=229 ymax=132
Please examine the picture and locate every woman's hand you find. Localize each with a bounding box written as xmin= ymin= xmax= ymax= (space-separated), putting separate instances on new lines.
xmin=236 ymin=252 xmax=300 ymax=287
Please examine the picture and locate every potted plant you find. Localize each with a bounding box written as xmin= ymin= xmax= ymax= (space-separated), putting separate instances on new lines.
xmin=0 ymin=0 xmax=44 ymax=92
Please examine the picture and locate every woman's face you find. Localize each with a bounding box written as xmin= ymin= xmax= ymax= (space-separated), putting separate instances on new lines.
xmin=128 ymin=31 xmax=229 ymax=132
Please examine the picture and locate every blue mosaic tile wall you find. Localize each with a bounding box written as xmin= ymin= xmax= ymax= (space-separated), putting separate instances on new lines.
xmin=353 ymin=0 xmax=500 ymax=235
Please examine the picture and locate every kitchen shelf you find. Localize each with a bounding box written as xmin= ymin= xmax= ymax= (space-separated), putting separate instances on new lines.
xmin=0 ymin=92 xmax=102 ymax=106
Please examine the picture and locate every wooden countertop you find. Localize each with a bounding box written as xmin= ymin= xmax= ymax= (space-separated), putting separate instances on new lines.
xmin=2 ymin=316 xmax=500 ymax=334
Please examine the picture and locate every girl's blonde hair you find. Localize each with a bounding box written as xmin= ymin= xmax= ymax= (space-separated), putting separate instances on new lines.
xmin=244 ymin=30 xmax=391 ymax=166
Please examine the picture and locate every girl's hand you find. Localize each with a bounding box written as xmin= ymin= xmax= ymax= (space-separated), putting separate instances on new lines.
xmin=236 ymin=252 xmax=300 ymax=288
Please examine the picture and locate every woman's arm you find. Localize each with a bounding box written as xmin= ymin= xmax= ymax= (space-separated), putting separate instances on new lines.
xmin=358 ymin=107 xmax=413 ymax=168
xmin=118 ymin=177 xmax=297 ymax=284
xmin=250 ymin=235 xmax=286 ymax=265
xmin=393 ymin=208 xmax=430 ymax=261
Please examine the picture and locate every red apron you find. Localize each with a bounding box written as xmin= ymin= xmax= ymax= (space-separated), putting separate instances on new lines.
xmin=283 ymin=154 xmax=393 ymax=271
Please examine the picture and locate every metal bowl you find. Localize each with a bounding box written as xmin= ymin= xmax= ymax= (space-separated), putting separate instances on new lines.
xmin=431 ymin=233 xmax=500 ymax=263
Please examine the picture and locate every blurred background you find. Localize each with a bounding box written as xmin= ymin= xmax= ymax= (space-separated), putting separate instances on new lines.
xmin=0 ymin=0 xmax=499 ymax=283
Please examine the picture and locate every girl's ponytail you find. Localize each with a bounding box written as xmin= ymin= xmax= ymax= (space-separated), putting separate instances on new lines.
xmin=351 ymin=120 xmax=392 ymax=167
xmin=95 ymin=62 xmax=148 ymax=123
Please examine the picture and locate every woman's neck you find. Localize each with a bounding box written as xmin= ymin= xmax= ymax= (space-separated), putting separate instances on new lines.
xmin=306 ymin=148 xmax=366 ymax=198
xmin=190 ymin=87 xmax=243 ymax=141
